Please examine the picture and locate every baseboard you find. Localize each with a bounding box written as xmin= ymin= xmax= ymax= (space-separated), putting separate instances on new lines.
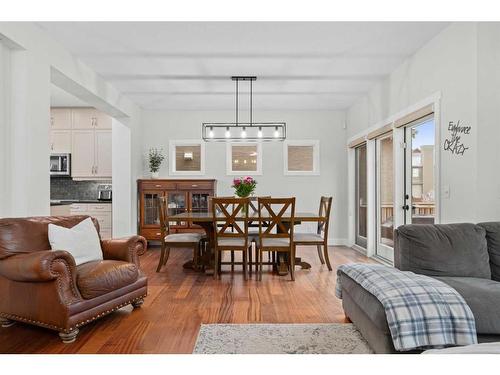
xmin=328 ymin=238 xmax=348 ymax=246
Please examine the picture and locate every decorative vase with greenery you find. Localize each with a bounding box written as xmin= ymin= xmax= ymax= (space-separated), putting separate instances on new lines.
xmin=231 ymin=176 xmax=257 ymax=198
xmin=148 ymin=148 xmax=165 ymax=179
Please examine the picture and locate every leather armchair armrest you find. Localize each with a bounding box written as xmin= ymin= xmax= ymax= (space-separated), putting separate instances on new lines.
xmin=0 ymin=250 xmax=76 ymax=283
xmin=101 ymin=236 xmax=147 ymax=265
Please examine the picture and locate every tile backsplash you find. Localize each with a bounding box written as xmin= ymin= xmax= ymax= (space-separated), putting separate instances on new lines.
xmin=51 ymin=178 xmax=111 ymax=200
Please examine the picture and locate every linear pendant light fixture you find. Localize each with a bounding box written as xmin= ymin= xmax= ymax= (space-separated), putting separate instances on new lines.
xmin=202 ymin=76 xmax=286 ymax=142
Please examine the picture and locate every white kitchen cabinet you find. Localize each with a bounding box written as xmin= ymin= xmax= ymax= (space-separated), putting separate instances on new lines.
xmin=94 ymin=130 xmax=112 ymax=178
xmin=69 ymin=203 xmax=112 ymax=239
xmin=95 ymin=112 xmax=112 ymax=129
xmin=50 ymin=107 xmax=112 ymax=179
xmin=71 ymin=129 xmax=112 ymax=179
xmin=71 ymin=130 xmax=95 ymax=178
xmin=72 ymin=108 xmax=98 ymax=129
xmin=72 ymin=108 xmax=112 ymax=130
xmin=50 ymin=108 xmax=72 ymax=129
xmin=50 ymin=130 xmax=72 ymax=153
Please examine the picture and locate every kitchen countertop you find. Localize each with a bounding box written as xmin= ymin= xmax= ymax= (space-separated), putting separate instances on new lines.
xmin=50 ymin=199 xmax=112 ymax=206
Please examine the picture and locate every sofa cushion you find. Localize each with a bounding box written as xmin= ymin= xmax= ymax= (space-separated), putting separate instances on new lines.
xmin=434 ymin=276 xmax=500 ymax=334
xmin=76 ymin=260 xmax=139 ymax=299
xmin=477 ymin=222 xmax=500 ymax=281
xmin=49 ymin=218 xmax=103 ymax=266
xmin=395 ymin=223 xmax=491 ymax=278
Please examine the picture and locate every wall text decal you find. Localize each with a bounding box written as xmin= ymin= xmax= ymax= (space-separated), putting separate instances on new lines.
xmin=443 ymin=120 xmax=470 ymax=156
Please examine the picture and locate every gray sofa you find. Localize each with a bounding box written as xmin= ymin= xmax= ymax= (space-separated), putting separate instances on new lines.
xmin=339 ymin=222 xmax=500 ymax=353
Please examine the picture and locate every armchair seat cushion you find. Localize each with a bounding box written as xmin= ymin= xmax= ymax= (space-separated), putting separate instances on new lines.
xmin=76 ymin=260 xmax=139 ymax=300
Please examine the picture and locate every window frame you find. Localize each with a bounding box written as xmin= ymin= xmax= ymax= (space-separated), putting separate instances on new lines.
xmin=225 ymin=142 xmax=263 ymax=176
xmin=283 ymin=140 xmax=320 ymax=176
xmin=169 ymin=139 xmax=205 ymax=176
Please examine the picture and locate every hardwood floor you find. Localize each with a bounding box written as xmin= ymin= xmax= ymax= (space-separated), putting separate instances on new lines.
xmin=0 ymin=245 xmax=373 ymax=354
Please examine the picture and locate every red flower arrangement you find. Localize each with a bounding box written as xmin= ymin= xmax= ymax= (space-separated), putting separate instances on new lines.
xmin=232 ymin=176 xmax=257 ymax=198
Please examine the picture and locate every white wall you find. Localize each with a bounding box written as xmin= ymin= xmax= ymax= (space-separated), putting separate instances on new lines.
xmin=141 ymin=110 xmax=349 ymax=243
xmin=476 ymin=23 xmax=500 ymax=221
xmin=346 ymin=23 xmax=485 ymax=224
xmin=0 ymin=23 xmax=142 ymax=232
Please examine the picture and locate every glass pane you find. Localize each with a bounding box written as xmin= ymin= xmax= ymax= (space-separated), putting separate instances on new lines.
xmin=168 ymin=193 xmax=187 ymax=226
xmin=175 ymin=145 xmax=201 ymax=172
xmin=232 ymin=145 xmax=258 ymax=172
xmin=144 ymin=193 xmax=161 ymax=225
xmin=191 ymin=193 xmax=209 ymax=212
xmin=379 ymin=135 xmax=394 ymax=248
xmin=288 ymin=145 xmax=314 ymax=171
xmin=355 ymin=144 xmax=367 ymax=247
xmin=410 ymin=119 xmax=435 ymax=224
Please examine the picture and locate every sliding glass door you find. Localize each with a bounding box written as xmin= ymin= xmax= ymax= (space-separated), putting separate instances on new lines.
xmin=376 ymin=133 xmax=394 ymax=262
xmin=404 ymin=115 xmax=436 ymax=224
xmin=355 ymin=144 xmax=367 ymax=248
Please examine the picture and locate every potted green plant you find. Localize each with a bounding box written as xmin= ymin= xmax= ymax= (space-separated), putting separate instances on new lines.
xmin=148 ymin=148 xmax=165 ymax=179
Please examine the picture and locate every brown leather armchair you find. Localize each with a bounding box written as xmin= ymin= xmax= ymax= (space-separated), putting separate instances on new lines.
xmin=0 ymin=215 xmax=147 ymax=343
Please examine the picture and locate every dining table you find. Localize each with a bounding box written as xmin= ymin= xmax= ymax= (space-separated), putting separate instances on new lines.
xmin=169 ymin=211 xmax=326 ymax=276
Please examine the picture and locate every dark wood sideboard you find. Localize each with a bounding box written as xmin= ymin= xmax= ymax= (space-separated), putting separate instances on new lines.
xmin=137 ymin=179 xmax=217 ymax=242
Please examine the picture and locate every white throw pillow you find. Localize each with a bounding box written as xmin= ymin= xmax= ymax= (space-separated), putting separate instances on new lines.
xmin=48 ymin=217 xmax=103 ymax=266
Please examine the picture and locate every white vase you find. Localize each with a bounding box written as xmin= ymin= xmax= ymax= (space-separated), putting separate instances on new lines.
xmin=151 ymin=171 xmax=160 ymax=179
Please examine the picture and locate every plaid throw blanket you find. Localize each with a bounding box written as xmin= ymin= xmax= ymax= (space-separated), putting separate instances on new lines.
xmin=336 ymin=264 xmax=477 ymax=351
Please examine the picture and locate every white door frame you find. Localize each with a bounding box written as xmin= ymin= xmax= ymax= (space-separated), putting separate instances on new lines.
xmin=375 ymin=133 xmax=395 ymax=262
xmin=346 ymin=92 xmax=441 ymax=263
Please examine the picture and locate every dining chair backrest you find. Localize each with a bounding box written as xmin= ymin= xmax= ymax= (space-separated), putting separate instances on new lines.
xmin=211 ymin=197 xmax=249 ymax=243
xmin=158 ymin=196 xmax=171 ymax=240
xmin=257 ymin=197 xmax=296 ymax=241
xmin=317 ymin=196 xmax=333 ymax=239
xmin=248 ymin=196 xmax=271 ymax=215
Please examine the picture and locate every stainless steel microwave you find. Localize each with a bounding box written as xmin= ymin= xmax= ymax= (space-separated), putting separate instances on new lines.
xmin=50 ymin=153 xmax=71 ymax=177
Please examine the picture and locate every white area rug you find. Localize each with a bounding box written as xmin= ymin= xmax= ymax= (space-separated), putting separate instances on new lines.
xmin=193 ymin=323 xmax=373 ymax=354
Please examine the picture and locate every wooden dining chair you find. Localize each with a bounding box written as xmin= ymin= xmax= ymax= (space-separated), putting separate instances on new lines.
xmin=156 ymin=196 xmax=204 ymax=272
xmin=247 ymin=196 xmax=271 ymax=275
xmin=256 ymin=197 xmax=296 ymax=281
xmin=212 ymin=197 xmax=250 ymax=280
xmin=293 ymin=196 xmax=333 ymax=271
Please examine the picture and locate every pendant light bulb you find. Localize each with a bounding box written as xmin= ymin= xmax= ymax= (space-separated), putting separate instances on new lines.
xmin=241 ymin=127 xmax=247 ymax=139
xmin=274 ymin=126 xmax=280 ymax=138
xmin=257 ymin=127 xmax=263 ymax=138
xmin=225 ymin=127 xmax=231 ymax=138
xmin=209 ymin=127 xmax=214 ymax=138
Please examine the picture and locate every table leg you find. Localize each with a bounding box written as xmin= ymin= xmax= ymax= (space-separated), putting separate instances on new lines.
xmin=181 ymin=221 xmax=215 ymax=274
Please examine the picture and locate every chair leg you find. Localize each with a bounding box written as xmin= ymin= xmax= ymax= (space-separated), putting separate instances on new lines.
xmin=59 ymin=329 xmax=79 ymax=344
xmin=243 ymin=250 xmax=247 ymax=281
xmin=156 ymin=245 xmax=166 ymax=272
xmin=162 ymin=246 xmax=171 ymax=266
xmin=323 ymin=243 xmax=332 ymax=271
xmin=317 ymin=245 xmax=325 ymax=264
xmin=213 ymin=249 xmax=219 ymax=280
xmin=131 ymin=298 xmax=144 ymax=308
xmin=259 ymin=250 xmax=263 ymax=281
xmin=231 ymin=251 xmax=235 ymax=272
xmin=248 ymin=245 xmax=253 ymax=276
xmin=290 ymin=246 xmax=296 ymax=281
xmin=0 ymin=317 xmax=15 ymax=328
xmin=193 ymin=243 xmax=199 ymax=270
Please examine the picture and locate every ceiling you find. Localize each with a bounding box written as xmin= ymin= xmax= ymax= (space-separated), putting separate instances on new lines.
xmin=40 ymin=22 xmax=449 ymax=111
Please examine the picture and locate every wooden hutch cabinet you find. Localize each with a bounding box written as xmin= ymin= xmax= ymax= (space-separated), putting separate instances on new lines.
xmin=137 ymin=179 xmax=217 ymax=241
